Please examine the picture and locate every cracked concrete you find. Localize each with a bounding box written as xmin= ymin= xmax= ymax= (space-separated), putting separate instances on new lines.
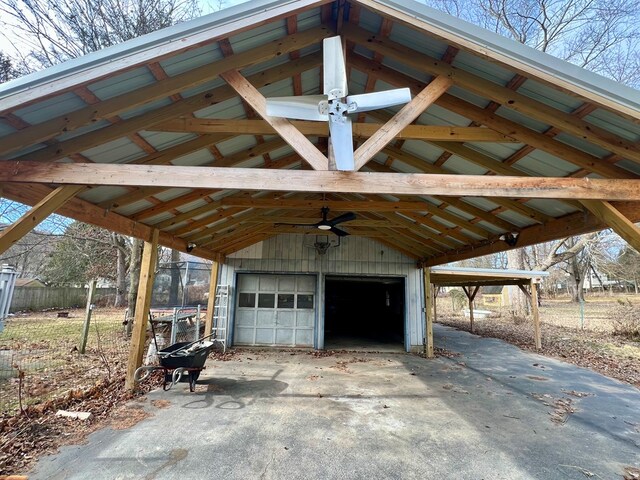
xmin=30 ymin=324 xmax=640 ymax=479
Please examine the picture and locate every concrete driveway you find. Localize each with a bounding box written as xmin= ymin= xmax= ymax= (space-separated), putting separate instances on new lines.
xmin=32 ymin=325 xmax=640 ymax=479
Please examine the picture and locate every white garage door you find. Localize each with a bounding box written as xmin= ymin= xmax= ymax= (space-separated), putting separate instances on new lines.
xmin=234 ymin=274 xmax=316 ymax=346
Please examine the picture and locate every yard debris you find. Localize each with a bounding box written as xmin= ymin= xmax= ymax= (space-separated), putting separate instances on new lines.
xmin=0 ymin=370 xmax=162 ymax=475
xmin=151 ymin=399 xmax=171 ymax=409
xmin=549 ymin=397 xmax=575 ymax=424
xmin=433 ymin=347 xmax=460 ymax=358
xmin=55 ymin=410 xmax=92 ymax=421
xmin=623 ymin=466 xmax=640 ymax=480
xmin=530 ymin=392 xmax=577 ymax=424
xmin=561 ymin=389 xmax=593 ymax=398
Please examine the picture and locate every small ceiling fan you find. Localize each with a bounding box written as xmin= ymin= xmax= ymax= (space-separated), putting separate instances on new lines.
xmin=276 ymin=207 xmax=356 ymax=237
xmin=265 ymin=36 xmax=412 ymax=171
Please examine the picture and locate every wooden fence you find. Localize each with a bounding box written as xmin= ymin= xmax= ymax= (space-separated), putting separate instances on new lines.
xmin=9 ymin=287 xmax=117 ymax=311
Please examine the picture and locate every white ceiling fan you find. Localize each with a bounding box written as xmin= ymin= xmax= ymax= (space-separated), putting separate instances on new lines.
xmin=265 ymin=36 xmax=412 ymax=171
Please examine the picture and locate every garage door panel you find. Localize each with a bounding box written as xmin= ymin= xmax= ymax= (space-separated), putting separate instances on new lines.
xmin=236 ymin=311 xmax=255 ymax=326
xmin=295 ymin=329 xmax=313 ymax=345
xmin=235 ymin=274 xmax=316 ymax=347
xmin=256 ymin=310 xmax=275 ymax=327
xmin=255 ymin=328 xmax=275 ymax=344
xmin=297 ymin=276 xmax=315 ymax=292
xmin=277 ymin=311 xmax=295 ymax=327
xmin=296 ymin=311 xmax=314 ymax=328
xmin=235 ymin=327 xmax=255 ymax=344
xmin=259 ymin=276 xmax=277 ymax=291
xmin=275 ymin=329 xmax=295 ymax=345
xmin=278 ymin=276 xmax=295 ymax=291
xmin=238 ymin=275 xmax=258 ymax=290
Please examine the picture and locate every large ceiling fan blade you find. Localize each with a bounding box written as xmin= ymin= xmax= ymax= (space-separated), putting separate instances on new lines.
xmin=330 ymin=226 xmax=350 ymax=237
xmin=346 ymin=88 xmax=412 ymax=113
xmin=329 ymin=212 xmax=356 ymax=226
xmin=329 ymin=116 xmax=354 ymax=171
xmin=266 ymin=95 xmax=329 ymax=121
xmin=323 ymin=36 xmax=348 ymax=99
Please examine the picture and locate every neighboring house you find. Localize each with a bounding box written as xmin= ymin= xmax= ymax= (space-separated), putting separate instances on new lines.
xmin=1 ymin=0 xmax=639 ymax=353
xmin=15 ymin=278 xmax=46 ymax=288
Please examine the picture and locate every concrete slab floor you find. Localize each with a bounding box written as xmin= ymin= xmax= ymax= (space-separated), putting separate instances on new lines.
xmin=31 ymin=324 xmax=640 ymax=480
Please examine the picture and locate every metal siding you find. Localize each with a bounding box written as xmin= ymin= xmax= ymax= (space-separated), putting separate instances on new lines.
xmin=222 ymin=234 xmax=424 ymax=351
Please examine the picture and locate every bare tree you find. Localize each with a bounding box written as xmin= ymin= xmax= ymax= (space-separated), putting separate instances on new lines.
xmin=424 ymin=0 xmax=640 ymax=86
xmin=0 ymin=0 xmax=202 ymax=69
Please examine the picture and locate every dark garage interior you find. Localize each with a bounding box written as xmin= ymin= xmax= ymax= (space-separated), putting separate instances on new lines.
xmin=324 ymin=276 xmax=405 ymax=350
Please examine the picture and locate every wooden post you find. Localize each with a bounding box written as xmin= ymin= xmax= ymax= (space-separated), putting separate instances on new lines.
xmin=125 ymin=229 xmax=159 ymax=391
xmin=204 ymin=260 xmax=220 ymax=336
xmin=530 ymin=280 xmax=542 ymax=350
xmin=0 ymin=185 xmax=84 ymax=255
xmin=79 ymin=279 xmax=97 ymax=354
xmin=423 ymin=267 xmax=434 ymax=358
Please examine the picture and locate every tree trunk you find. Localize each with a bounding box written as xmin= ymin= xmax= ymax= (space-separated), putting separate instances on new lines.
xmin=113 ymin=235 xmax=127 ymax=307
xmin=126 ymin=238 xmax=143 ymax=335
xmin=507 ymin=248 xmax=529 ymax=316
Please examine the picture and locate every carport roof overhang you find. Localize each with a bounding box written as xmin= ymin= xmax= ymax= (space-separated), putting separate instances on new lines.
xmin=1 ymin=0 xmax=640 ymax=265
xmin=429 ymin=267 xmax=549 ymax=288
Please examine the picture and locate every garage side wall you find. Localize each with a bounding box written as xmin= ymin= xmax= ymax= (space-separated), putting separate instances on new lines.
xmin=218 ymin=234 xmax=425 ymax=352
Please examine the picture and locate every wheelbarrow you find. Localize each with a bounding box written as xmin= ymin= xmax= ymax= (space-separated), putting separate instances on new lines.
xmin=134 ymin=319 xmax=219 ymax=391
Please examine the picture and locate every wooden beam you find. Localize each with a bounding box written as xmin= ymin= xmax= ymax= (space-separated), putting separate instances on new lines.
xmin=348 ymin=52 xmax=636 ymax=179
xmin=350 ymin=0 xmax=640 ymax=121
xmin=125 ymin=150 xmax=301 ymax=218
xmin=373 ymin=143 xmax=563 ymax=223
xmin=220 ymin=69 xmax=328 ymax=171
xmin=246 ymin=216 xmax=390 ymax=226
xmin=354 ymin=76 xmax=452 ymax=170
xmin=0 ymin=27 xmax=331 ymax=156
xmin=10 ymin=52 xmax=323 ymax=164
xmin=221 ymin=197 xmax=436 ymax=211
xmin=4 ymin=162 xmax=640 ymax=200
xmin=204 ymin=260 xmax=221 ymax=337
xmin=530 ymin=279 xmax=542 ymax=350
xmin=580 ymin=200 xmax=640 ymax=252
xmin=365 ymin=160 xmax=521 ymax=232
xmin=0 ymin=185 xmax=84 ymax=255
xmin=423 ymin=267 xmax=434 ymax=358
xmin=125 ymin=228 xmax=159 ymax=391
xmin=152 ymin=119 xmax=516 ymax=142
xmin=1 ymin=182 xmax=224 ymax=262
xmin=423 ymin=201 xmax=640 ymax=266
xmin=343 ymin=24 xmax=640 ymax=164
